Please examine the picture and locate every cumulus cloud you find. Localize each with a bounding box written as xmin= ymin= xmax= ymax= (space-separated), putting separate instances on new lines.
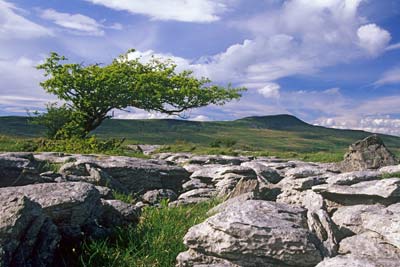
xmin=127 ymin=0 xmax=392 ymax=91
xmin=0 ymin=56 xmax=55 ymax=115
xmin=258 ymin=83 xmax=281 ymax=99
xmin=316 ymin=116 xmax=400 ymax=136
xmin=85 ymin=0 xmax=232 ymax=23
xmin=0 ymin=0 xmax=51 ymax=39
xmin=39 ymin=9 xmax=121 ymax=36
xmin=375 ymin=67 xmax=400 ymax=86
xmin=357 ymin=24 xmax=391 ymax=55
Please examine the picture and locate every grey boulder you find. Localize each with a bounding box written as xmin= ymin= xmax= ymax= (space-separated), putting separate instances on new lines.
xmin=312 ymin=178 xmax=400 ymax=205
xmin=178 ymin=200 xmax=322 ymax=267
xmin=0 ymin=195 xmax=60 ymax=267
xmin=340 ymin=135 xmax=398 ymax=172
xmin=142 ymin=189 xmax=178 ymax=204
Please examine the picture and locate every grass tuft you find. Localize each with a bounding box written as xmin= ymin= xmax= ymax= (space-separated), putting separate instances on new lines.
xmin=381 ymin=172 xmax=400 ymax=179
xmin=79 ymin=199 xmax=220 ymax=267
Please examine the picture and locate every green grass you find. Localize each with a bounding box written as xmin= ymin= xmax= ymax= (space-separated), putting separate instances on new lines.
xmin=35 ymin=160 xmax=63 ymax=173
xmin=79 ymin=199 xmax=220 ymax=267
xmin=381 ymin=172 xmax=400 ymax=179
xmin=1 ymin=115 xmax=400 ymax=163
xmin=112 ymin=191 xmax=136 ymax=204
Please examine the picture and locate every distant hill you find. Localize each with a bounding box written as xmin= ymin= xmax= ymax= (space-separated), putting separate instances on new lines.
xmin=1 ymin=115 xmax=400 ymax=155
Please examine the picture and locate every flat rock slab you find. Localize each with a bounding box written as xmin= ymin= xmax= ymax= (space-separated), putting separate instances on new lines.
xmin=332 ymin=203 xmax=400 ymax=248
xmin=60 ymin=156 xmax=190 ymax=194
xmin=312 ymin=178 xmax=400 ymax=205
xmin=0 ymin=182 xmax=101 ymax=228
xmin=178 ymin=200 xmax=322 ymax=267
xmin=325 ymin=170 xmax=382 ymax=185
xmin=315 ymin=255 xmax=397 ymax=267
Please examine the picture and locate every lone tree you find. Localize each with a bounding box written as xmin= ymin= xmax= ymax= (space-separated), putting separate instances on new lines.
xmin=36 ymin=49 xmax=245 ymax=138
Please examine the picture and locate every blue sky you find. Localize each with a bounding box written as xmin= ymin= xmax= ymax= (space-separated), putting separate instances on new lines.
xmin=1 ymin=0 xmax=400 ymax=135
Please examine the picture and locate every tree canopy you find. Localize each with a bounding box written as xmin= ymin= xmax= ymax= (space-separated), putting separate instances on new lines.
xmin=36 ymin=49 xmax=245 ymax=138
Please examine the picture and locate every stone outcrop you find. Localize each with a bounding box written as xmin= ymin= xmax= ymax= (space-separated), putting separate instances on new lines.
xmin=312 ymin=178 xmax=400 ymax=205
xmin=1 ymin=134 xmax=400 ymax=267
xmin=59 ymin=156 xmax=190 ymax=194
xmin=0 ymin=182 xmax=140 ymax=266
xmin=0 ymin=153 xmax=42 ymax=187
xmin=177 ymin=200 xmax=322 ymax=267
xmin=142 ymin=189 xmax=178 ymax=204
xmin=0 ymin=194 xmax=60 ymax=267
xmin=340 ymin=134 xmax=398 ymax=172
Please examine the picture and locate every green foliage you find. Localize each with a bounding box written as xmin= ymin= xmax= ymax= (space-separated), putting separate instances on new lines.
xmin=79 ymin=199 xmax=220 ymax=267
xmin=37 ymin=50 xmax=245 ymax=137
xmin=35 ymin=160 xmax=62 ymax=173
xmin=209 ymin=137 xmax=237 ymax=148
xmin=381 ymin=172 xmax=400 ymax=179
xmin=29 ymin=103 xmax=73 ymax=139
xmin=35 ymin=136 xmax=125 ymax=154
xmin=0 ymin=135 xmax=39 ymax=152
xmin=112 ymin=191 xmax=135 ymax=204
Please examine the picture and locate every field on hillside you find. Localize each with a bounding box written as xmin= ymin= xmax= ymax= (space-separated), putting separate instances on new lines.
xmin=1 ymin=115 xmax=400 ymax=162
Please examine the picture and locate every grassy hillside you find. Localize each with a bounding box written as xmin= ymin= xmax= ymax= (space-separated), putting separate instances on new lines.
xmin=1 ymin=115 xmax=400 ymax=157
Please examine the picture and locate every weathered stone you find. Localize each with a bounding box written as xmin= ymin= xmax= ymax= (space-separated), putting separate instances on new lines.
xmin=380 ymin=164 xmax=400 ymax=174
xmin=0 ymin=195 xmax=60 ymax=267
xmin=182 ymin=178 xmax=214 ymax=192
xmin=191 ymin=166 xmax=256 ymax=183
xmin=99 ymin=199 xmax=141 ymax=228
xmin=240 ymin=161 xmax=282 ymax=183
xmin=142 ymin=189 xmax=177 ymax=204
xmin=0 ymin=182 xmax=102 ymax=242
xmin=94 ymin=185 xmax=113 ymax=199
xmin=339 ymin=231 xmax=400 ymax=264
xmin=61 ymin=163 xmax=127 ymax=193
xmin=169 ymin=197 xmax=211 ymax=207
xmin=341 ymin=135 xmax=398 ymax=172
xmin=284 ymin=165 xmax=327 ymax=179
xmin=207 ymin=193 xmax=255 ymax=215
xmin=226 ymin=178 xmax=259 ymax=199
xmin=331 ymin=204 xmax=383 ymax=237
xmin=179 ymin=200 xmax=322 ymax=267
xmin=332 ymin=203 xmax=400 ymax=248
xmin=277 ymin=175 xmax=328 ymax=191
xmin=276 ymin=189 xmax=309 ymax=207
xmin=215 ymin=173 xmax=251 ymax=197
xmin=276 ymin=189 xmax=339 ymax=257
xmin=59 ymin=156 xmax=190 ymax=194
xmin=315 ymin=255 xmax=388 ymax=267
xmin=186 ymin=155 xmax=250 ymax=166
xmin=318 ymin=232 xmax=400 ymax=267
xmin=312 ymin=178 xmax=400 ymax=205
xmin=326 ymin=170 xmax=382 ymax=185
xmin=0 ymin=154 xmax=42 ymax=187
xmin=307 ymin=209 xmax=339 ymax=257
xmin=178 ymin=188 xmax=217 ymax=200
xmin=176 ymin=249 xmax=239 ymax=267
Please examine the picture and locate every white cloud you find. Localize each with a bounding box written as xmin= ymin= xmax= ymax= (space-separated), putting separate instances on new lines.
xmin=386 ymin=42 xmax=400 ymax=51
xmin=316 ymin=116 xmax=400 ymax=136
xmin=0 ymin=0 xmax=51 ymax=39
xmin=39 ymin=9 xmax=118 ymax=36
xmin=375 ymin=67 xmax=400 ymax=86
xmin=0 ymin=56 xmax=54 ymax=114
xmin=85 ymin=0 xmax=232 ymax=23
xmin=258 ymin=83 xmax=281 ymax=99
xmin=191 ymin=115 xmax=210 ymax=121
xmin=127 ymin=0 xmax=391 ymax=89
xmin=357 ymin=24 xmax=391 ymax=55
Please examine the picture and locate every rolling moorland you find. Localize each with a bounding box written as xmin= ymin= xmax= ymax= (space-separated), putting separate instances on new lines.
xmin=1 ymin=114 xmax=400 ymax=162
